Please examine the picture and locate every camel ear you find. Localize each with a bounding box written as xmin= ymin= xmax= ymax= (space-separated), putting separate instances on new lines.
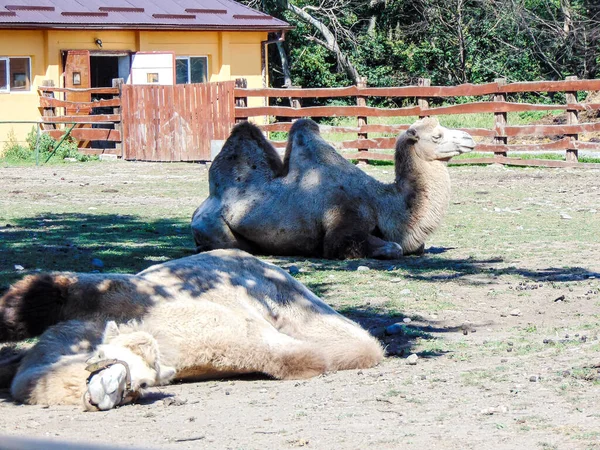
xmin=405 ymin=128 xmax=419 ymax=141
xmin=102 ymin=321 xmax=120 ymax=343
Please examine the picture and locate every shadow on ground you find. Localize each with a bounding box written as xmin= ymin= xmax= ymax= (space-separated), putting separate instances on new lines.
xmin=0 ymin=213 xmax=195 ymax=290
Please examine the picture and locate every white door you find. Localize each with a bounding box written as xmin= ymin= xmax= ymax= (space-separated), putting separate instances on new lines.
xmin=130 ymin=52 xmax=175 ymax=85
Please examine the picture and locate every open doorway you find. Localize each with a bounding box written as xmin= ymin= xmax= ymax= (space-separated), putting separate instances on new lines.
xmin=90 ymin=54 xmax=130 ymax=88
xmin=89 ymin=54 xmax=130 ymax=149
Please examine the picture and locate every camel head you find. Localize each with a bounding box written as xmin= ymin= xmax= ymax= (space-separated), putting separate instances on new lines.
xmin=404 ymin=117 xmax=475 ymax=162
xmin=82 ymin=321 xmax=176 ymax=411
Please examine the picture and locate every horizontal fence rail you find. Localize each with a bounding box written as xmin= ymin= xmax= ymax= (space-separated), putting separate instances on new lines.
xmin=235 ymin=77 xmax=600 ymax=168
xmin=38 ymin=82 xmax=123 ymax=157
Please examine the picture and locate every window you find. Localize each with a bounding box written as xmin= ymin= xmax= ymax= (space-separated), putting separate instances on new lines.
xmin=0 ymin=57 xmax=31 ymax=92
xmin=176 ymin=56 xmax=208 ymax=84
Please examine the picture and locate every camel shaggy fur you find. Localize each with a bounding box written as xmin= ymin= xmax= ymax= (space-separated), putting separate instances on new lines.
xmin=191 ymin=117 xmax=474 ymax=259
xmin=0 ymin=250 xmax=383 ymax=410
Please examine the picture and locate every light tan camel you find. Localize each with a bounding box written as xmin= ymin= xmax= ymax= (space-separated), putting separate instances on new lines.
xmin=191 ymin=117 xmax=474 ymax=259
xmin=0 ymin=249 xmax=383 ymax=411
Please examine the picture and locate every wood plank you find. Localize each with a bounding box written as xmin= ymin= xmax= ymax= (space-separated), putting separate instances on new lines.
xmin=475 ymin=138 xmax=571 ymax=152
xmin=43 ymin=128 xmax=121 ymax=141
xmin=236 ymin=79 xmax=600 ymax=99
xmin=574 ymin=141 xmax=600 ymax=150
xmin=450 ymin=156 xmax=599 ymax=168
xmin=236 ymin=105 xmax=422 ymax=118
xmin=43 ymin=115 xmax=120 ymax=124
xmin=259 ymin=122 xmax=496 ymax=137
xmin=39 ymin=97 xmax=121 ymax=109
xmin=504 ymin=122 xmax=600 ymax=137
xmin=78 ymin=148 xmax=121 ymax=156
xmin=340 ymin=137 xmax=398 ymax=150
xmin=342 ymin=152 xmax=395 ymax=161
xmin=237 ymin=101 xmax=589 ymax=120
xmin=38 ymin=87 xmax=120 ymax=94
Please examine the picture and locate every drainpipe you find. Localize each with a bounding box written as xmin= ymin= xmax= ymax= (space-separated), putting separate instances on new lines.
xmin=261 ymin=30 xmax=287 ymax=88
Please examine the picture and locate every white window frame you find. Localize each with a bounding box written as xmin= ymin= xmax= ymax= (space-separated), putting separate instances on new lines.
xmin=175 ymin=56 xmax=208 ymax=84
xmin=0 ymin=57 xmax=8 ymax=93
xmin=0 ymin=56 xmax=32 ymax=93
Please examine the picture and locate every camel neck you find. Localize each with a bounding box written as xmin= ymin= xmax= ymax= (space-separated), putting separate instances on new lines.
xmin=392 ymin=137 xmax=451 ymax=253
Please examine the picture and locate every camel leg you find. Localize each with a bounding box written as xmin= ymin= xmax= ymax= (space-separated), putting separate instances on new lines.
xmin=11 ymin=320 xmax=103 ymax=406
xmin=191 ymin=197 xmax=254 ymax=253
xmin=365 ymin=235 xmax=403 ymax=259
xmin=170 ymin=303 xmax=329 ymax=381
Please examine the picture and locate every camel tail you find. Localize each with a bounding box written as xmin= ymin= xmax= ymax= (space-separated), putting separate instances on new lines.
xmin=0 ymin=274 xmax=71 ymax=342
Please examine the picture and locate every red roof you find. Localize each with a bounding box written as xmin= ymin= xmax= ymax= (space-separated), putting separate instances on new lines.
xmin=0 ymin=0 xmax=291 ymax=31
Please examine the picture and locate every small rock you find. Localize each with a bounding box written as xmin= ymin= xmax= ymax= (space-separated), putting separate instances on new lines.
xmin=91 ymin=258 xmax=104 ymax=269
xmin=162 ymin=397 xmax=187 ymax=406
xmin=560 ymin=213 xmax=572 ymax=220
xmin=288 ymin=265 xmax=300 ymax=276
xmin=402 ymin=317 xmax=412 ymax=323
xmin=14 ymin=264 xmax=24 ymax=271
xmin=554 ymin=295 xmax=566 ymax=302
xmin=406 ymin=354 xmax=419 ymax=365
xmin=357 ymin=266 xmax=371 ymax=271
xmin=389 ymin=278 xmax=403 ymax=283
xmin=385 ymin=323 xmax=404 ymax=336
xmin=529 ymin=375 xmax=539 ymax=382
xmin=510 ymin=309 xmax=521 ymax=316
xmin=400 ymin=289 xmax=411 ymax=296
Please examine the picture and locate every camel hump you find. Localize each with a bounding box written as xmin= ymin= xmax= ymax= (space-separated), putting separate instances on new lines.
xmin=209 ymin=121 xmax=283 ymax=194
xmin=0 ymin=273 xmax=72 ymax=342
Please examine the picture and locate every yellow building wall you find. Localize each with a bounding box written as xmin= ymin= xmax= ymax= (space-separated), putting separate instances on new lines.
xmin=0 ymin=28 xmax=268 ymax=146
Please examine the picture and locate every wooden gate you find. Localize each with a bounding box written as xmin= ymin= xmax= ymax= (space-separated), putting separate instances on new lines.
xmin=121 ymin=81 xmax=236 ymax=161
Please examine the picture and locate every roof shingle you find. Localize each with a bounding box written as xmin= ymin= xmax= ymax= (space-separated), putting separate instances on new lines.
xmin=0 ymin=0 xmax=291 ymax=30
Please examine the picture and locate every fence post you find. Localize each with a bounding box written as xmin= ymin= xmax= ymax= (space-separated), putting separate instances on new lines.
xmin=112 ymin=78 xmax=124 ymax=158
xmin=565 ymin=75 xmax=579 ymax=163
xmin=356 ymin=77 xmax=368 ymax=165
xmin=494 ymin=78 xmax=508 ymax=158
xmin=40 ymin=80 xmax=56 ymax=131
xmin=234 ymin=78 xmax=248 ymax=124
xmin=417 ymin=78 xmax=430 ymax=118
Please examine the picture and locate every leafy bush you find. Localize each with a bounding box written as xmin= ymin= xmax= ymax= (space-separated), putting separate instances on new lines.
xmin=1 ymin=127 xmax=96 ymax=163
xmin=1 ymin=129 xmax=30 ymax=160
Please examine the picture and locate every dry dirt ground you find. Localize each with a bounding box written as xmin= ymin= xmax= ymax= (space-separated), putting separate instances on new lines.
xmin=0 ymin=162 xmax=599 ymax=450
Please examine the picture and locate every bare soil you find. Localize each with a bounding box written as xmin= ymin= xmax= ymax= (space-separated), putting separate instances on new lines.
xmin=0 ymin=162 xmax=599 ymax=450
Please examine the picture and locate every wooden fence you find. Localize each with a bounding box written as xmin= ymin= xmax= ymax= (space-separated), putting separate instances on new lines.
xmin=38 ymin=80 xmax=236 ymax=161
xmin=121 ymin=81 xmax=235 ymax=161
xmin=234 ymin=77 xmax=600 ymax=168
xmin=38 ymin=82 xmax=122 ymax=156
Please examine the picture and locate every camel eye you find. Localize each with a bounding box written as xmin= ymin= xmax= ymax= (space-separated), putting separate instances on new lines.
xmin=140 ymin=382 xmax=148 ymax=389
xmin=432 ymin=133 xmax=442 ymax=141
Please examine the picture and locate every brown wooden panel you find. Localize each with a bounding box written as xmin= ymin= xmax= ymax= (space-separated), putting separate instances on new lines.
xmin=39 ymin=87 xmax=120 ymax=94
xmin=64 ymin=50 xmax=91 ymax=115
xmin=340 ymin=137 xmax=398 ymax=150
xmin=39 ymin=97 xmax=120 ymax=108
xmin=43 ymin=128 xmax=121 ymax=141
xmin=236 ymin=105 xmax=422 ymax=118
xmin=120 ymin=81 xmax=235 ymax=161
xmin=236 ymin=80 xmax=600 ymax=99
xmin=503 ymin=80 xmax=600 ymax=94
xmin=504 ymin=122 xmax=600 ymax=137
xmin=78 ymin=148 xmax=121 ymax=155
xmin=574 ymin=141 xmax=600 ymax=150
xmin=342 ymin=152 xmax=395 ymax=161
xmin=475 ymin=138 xmax=571 ymax=152
xmin=43 ymin=115 xmax=120 ymax=124
xmin=450 ymin=156 xmax=598 ymax=168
